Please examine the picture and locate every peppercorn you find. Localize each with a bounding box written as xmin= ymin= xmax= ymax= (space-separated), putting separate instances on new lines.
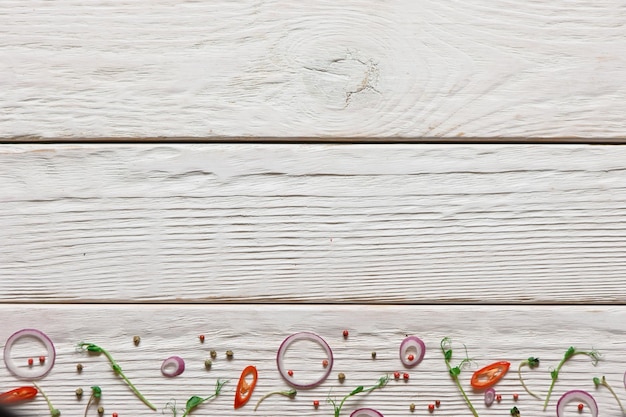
xmin=112 ymin=413 xmax=118 ymax=417
xmin=435 ymin=400 xmax=441 ymax=408
xmin=510 ymin=406 xmax=520 ymax=417
xmin=343 ymin=330 xmax=349 ymax=338
xmin=210 ymin=350 xmax=217 ymax=359
xmin=313 ymin=400 xmax=320 ymax=408
xmin=338 ymin=372 xmax=346 ymax=382
xmin=393 ymin=371 xmax=400 ymax=379
xmin=76 ymin=363 xmax=84 ymax=372
xmin=371 ymin=351 xmax=376 ymax=359
xmin=428 ymin=404 xmax=435 ymax=413
xmin=513 ymin=393 xmax=519 ymax=401
xmin=226 ymin=350 xmax=234 ymax=359
xmin=133 ymin=336 xmax=140 ymax=346
xmin=409 ymin=403 xmax=416 ymax=412
xmin=97 ymin=407 xmax=104 ymax=415
xmin=75 ymin=388 xmax=83 ymax=398
xmin=403 ymin=372 xmax=409 ymax=380
xmin=322 ymin=359 xmax=329 ymax=368
xmin=39 ymin=356 xmax=46 ymax=364
xmin=199 ymin=335 xmax=205 ymax=343
xmin=204 ymin=359 xmax=212 ymax=370
xmin=27 ymin=358 xmax=33 ymax=366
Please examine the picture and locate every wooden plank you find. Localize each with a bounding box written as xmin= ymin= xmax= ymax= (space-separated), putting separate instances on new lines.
xmin=1 ymin=1 xmax=625 ymax=140
xmin=1 ymin=144 xmax=625 ymax=304
xmin=0 ymin=304 xmax=623 ymax=417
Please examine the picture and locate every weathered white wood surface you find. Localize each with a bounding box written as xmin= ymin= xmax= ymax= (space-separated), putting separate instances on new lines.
xmin=1 ymin=305 xmax=624 ymax=417
xmin=2 ymin=1 xmax=626 ymax=140
xmin=1 ymin=144 xmax=626 ymax=304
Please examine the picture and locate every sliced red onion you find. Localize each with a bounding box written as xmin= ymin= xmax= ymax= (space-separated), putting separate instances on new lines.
xmin=484 ymin=387 xmax=496 ymax=407
xmin=161 ymin=356 xmax=185 ymax=377
xmin=399 ymin=336 xmax=425 ymax=367
xmin=276 ymin=332 xmax=333 ymax=389
xmin=3 ymin=329 xmax=56 ymax=380
xmin=350 ymin=408 xmax=384 ymax=417
xmin=556 ymin=390 xmax=598 ymax=417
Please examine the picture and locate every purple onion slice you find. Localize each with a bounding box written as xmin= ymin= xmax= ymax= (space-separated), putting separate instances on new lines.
xmin=276 ymin=332 xmax=333 ymax=389
xmin=161 ymin=356 xmax=185 ymax=377
xmin=3 ymin=329 xmax=56 ymax=380
xmin=399 ymin=336 xmax=426 ymax=367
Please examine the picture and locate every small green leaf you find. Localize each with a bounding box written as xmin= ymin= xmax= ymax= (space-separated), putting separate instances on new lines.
xmin=91 ymin=386 xmax=102 ymax=399
xmin=350 ymin=386 xmax=364 ymax=395
xmin=444 ymin=350 xmax=452 ymax=361
xmin=111 ymin=363 xmax=122 ymax=373
xmin=450 ymin=367 xmax=461 ymax=376
xmin=86 ymin=344 xmax=102 ymax=353
xmin=528 ymin=357 xmax=540 ymax=368
xmin=285 ymin=389 xmax=297 ymax=398
xmin=185 ymin=396 xmax=204 ymax=410
xmin=564 ymin=346 xmax=576 ymax=359
xmin=550 ymin=370 xmax=558 ymax=380
xmin=593 ymin=377 xmax=601 ymax=387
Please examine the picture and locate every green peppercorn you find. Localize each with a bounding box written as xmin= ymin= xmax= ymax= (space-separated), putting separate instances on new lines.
xmin=204 ymin=359 xmax=212 ymax=370
xmin=226 ymin=350 xmax=234 ymax=359
xmin=75 ymin=388 xmax=83 ymax=398
xmin=76 ymin=363 xmax=83 ymax=372
xmin=210 ymin=350 xmax=217 ymax=359
xmin=97 ymin=407 xmax=104 ymax=415
xmin=410 ymin=403 xmax=416 ymax=412
xmin=371 ymin=351 xmax=376 ymax=359
xmin=133 ymin=336 xmax=140 ymax=346
xmin=338 ymin=372 xmax=346 ymax=382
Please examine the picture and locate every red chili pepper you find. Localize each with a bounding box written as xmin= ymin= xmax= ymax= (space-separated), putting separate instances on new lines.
xmin=234 ymin=365 xmax=258 ymax=409
xmin=0 ymin=386 xmax=38 ymax=404
xmin=470 ymin=361 xmax=511 ymax=389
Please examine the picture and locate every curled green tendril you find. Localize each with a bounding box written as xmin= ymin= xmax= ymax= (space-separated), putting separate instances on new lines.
xmin=543 ymin=347 xmax=601 ymax=410
xmin=254 ymin=388 xmax=297 ymax=411
xmin=518 ymin=357 xmax=542 ymax=400
xmin=32 ymin=382 xmax=60 ymax=417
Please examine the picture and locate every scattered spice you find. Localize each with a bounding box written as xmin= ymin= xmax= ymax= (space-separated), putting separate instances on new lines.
xmin=254 ymin=388 xmax=296 ymax=411
xmin=435 ymin=400 xmax=441 ymax=408
xmin=77 ymin=363 xmax=84 ymax=373
xmin=75 ymin=388 xmax=83 ymax=398
xmin=407 ymin=354 xmax=415 ymax=361
xmin=393 ymin=371 xmax=400 ymax=380
xmin=210 ymin=350 xmax=217 ymax=359
xmin=543 ymin=347 xmax=600 ymax=410
xmin=204 ymin=359 xmax=212 ymax=370
xmin=322 ymin=359 xmax=329 ymax=368
xmin=112 ymin=413 xmax=118 ymax=417
xmin=225 ymin=350 xmax=234 ymax=359
xmin=497 ymin=394 xmax=502 ymax=403
xmin=513 ymin=393 xmax=519 ymax=401
xmin=403 ymin=373 xmax=409 ymax=380
xmin=313 ymin=400 xmax=320 ymax=408
xmin=133 ymin=336 xmax=140 ymax=346
xmin=287 ymin=370 xmax=294 ymax=376
xmin=199 ymin=335 xmax=205 ymax=343
xmin=78 ymin=342 xmax=156 ymax=411
xmin=510 ymin=406 xmax=520 ymax=417
xmin=343 ymin=330 xmax=349 ymax=338
xmin=28 ymin=358 xmax=34 ymax=366
xmin=409 ymin=403 xmax=415 ymax=412
xmin=338 ymin=373 xmax=346 ymax=382
xmin=428 ymin=404 xmax=435 ymax=413
xmin=39 ymin=356 xmax=46 ymax=364
xmin=371 ymin=352 xmax=376 ymax=359
xmin=578 ymin=403 xmax=584 ymax=411
xmin=97 ymin=407 xmax=104 ymax=415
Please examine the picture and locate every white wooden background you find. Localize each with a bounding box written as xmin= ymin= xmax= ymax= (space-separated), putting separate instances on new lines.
xmin=2 ymin=2 xmax=626 ymax=417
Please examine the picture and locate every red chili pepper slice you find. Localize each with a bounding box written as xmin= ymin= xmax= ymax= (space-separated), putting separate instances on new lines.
xmin=470 ymin=361 xmax=510 ymax=389
xmin=0 ymin=386 xmax=38 ymax=404
xmin=234 ymin=365 xmax=258 ymax=409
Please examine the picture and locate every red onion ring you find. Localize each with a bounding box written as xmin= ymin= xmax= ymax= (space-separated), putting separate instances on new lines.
xmin=276 ymin=332 xmax=333 ymax=389
xmin=161 ymin=356 xmax=185 ymax=377
xmin=350 ymin=408 xmax=384 ymax=417
xmin=399 ymin=336 xmax=425 ymax=367
xmin=484 ymin=387 xmax=496 ymax=406
xmin=556 ymin=390 xmax=598 ymax=417
xmin=3 ymin=329 xmax=56 ymax=380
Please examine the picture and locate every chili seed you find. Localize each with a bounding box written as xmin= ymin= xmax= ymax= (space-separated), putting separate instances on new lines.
xmin=409 ymin=403 xmax=416 ymax=412
xmin=226 ymin=350 xmax=234 ymax=359
xmin=76 ymin=363 xmax=84 ymax=372
xmin=133 ymin=336 xmax=140 ymax=346
xmin=210 ymin=350 xmax=217 ymax=359
xmin=338 ymin=372 xmax=346 ymax=382
xmin=75 ymin=388 xmax=83 ymax=398
xmin=204 ymin=359 xmax=212 ymax=370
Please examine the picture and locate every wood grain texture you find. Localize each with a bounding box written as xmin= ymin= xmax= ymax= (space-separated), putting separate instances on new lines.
xmin=1 ymin=144 xmax=625 ymax=304
xmin=1 ymin=1 xmax=626 ymax=140
xmin=0 ymin=304 xmax=624 ymax=417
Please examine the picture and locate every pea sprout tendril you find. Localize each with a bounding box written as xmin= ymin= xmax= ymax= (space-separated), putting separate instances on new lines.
xmin=78 ymin=342 xmax=157 ymax=410
xmin=254 ymin=388 xmax=297 ymax=411
xmin=32 ymin=382 xmax=60 ymax=417
xmin=543 ymin=346 xmax=601 ymax=411
xmin=593 ymin=376 xmax=625 ymax=414
xmin=441 ymin=337 xmax=478 ymax=417
xmin=327 ymin=375 xmax=389 ymax=417
xmin=517 ymin=357 xmax=542 ymax=400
